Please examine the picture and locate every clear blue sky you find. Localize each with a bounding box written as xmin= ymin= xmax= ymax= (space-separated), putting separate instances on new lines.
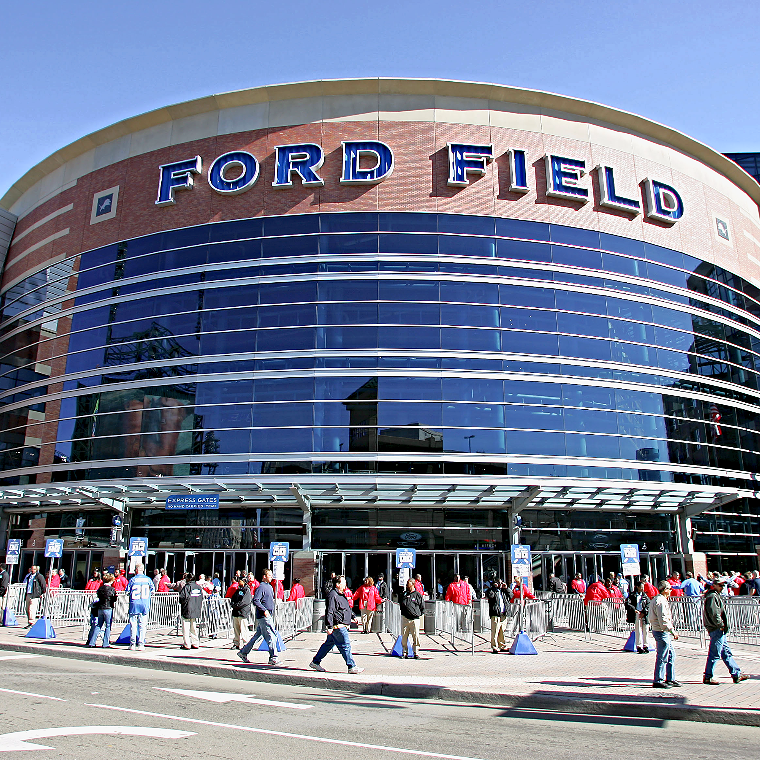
xmin=1 ymin=0 xmax=758 ymax=199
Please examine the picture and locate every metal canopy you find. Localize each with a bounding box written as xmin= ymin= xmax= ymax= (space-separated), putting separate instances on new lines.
xmin=0 ymin=476 xmax=746 ymax=516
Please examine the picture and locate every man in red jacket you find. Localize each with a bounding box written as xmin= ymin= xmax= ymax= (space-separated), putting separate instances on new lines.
xmin=642 ymin=575 xmax=658 ymax=599
xmin=156 ymin=569 xmax=171 ymax=592
xmin=584 ymin=577 xmax=610 ymax=605
xmin=510 ymin=577 xmax=536 ymax=603
xmin=445 ymin=574 xmax=471 ymax=605
xmin=667 ymin=573 xmax=684 ymax=597
xmin=353 ymin=577 xmax=384 ymax=633
xmin=112 ymin=570 xmax=128 ymax=592
xmin=570 ymin=574 xmax=586 ymax=595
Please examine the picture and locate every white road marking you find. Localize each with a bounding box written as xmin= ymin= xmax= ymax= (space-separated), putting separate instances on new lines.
xmin=0 ymin=726 xmax=195 ymax=752
xmin=87 ymin=703 xmax=489 ymax=760
xmin=156 ymin=687 xmax=312 ymax=710
xmin=0 ymin=654 xmax=39 ymax=661
xmin=0 ymin=687 xmax=65 ymax=701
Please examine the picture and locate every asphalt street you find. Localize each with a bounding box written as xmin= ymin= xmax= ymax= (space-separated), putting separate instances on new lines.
xmin=0 ymin=653 xmax=758 ymax=758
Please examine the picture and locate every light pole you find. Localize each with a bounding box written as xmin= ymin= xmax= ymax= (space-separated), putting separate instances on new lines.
xmin=464 ymin=434 xmax=474 ymax=453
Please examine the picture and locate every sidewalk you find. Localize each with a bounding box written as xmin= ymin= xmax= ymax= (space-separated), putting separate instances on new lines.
xmin=1 ymin=622 xmax=760 ymax=725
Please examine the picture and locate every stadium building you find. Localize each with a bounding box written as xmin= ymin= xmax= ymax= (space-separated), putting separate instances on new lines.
xmin=1 ymin=79 xmax=760 ymax=592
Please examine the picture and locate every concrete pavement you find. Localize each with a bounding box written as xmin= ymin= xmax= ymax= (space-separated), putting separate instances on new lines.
xmin=1 ymin=622 xmax=759 ymax=725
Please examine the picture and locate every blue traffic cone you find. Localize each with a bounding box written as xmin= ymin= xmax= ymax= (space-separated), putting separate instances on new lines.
xmin=390 ymin=635 xmax=415 ymax=657
xmin=2 ymin=608 xmax=18 ymax=627
xmin=115 ymin=623 xmax=132 ymax=645
xmin=508 ymin=631 xmax=537 ymax=655
xmin=25 ymin=617 xmax=55 ymax=639
xmin=623 ymin=631 xmax=637 ymax=652
xmin=257 ymin=632 xmax=286 ymax=652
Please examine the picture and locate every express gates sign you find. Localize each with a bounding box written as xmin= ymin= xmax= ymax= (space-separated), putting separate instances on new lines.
xmin=155 ymin=142 xmax=684 ymax=225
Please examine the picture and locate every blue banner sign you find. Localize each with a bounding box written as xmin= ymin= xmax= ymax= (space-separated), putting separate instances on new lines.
xmin=510 ymin=544 xmax=532 ymax=579
xmin=44 ymin=539 xmax=64 ymax=558
xmin=5 ymin=539 xmax=21 ymax=565
xmin=620 ymin=544 xmax=641 ymax=577
xmin=269 ymin=542 xmax=289 ymax=563
xmin=395 ymin=548 xmax=416 ymax=569
xmin=129 ymin=537 xmax=148 ymax=557
xmin=165 ymin=494 xmax=219 ymax=510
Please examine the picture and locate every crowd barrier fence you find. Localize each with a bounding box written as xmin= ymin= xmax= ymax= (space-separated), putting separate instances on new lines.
xmin=383 ymin=599 xmax=402 ymax=639
xmin=434 ymin=600 xmax=474 ymax=653
xmin=273 ymin=597 xmax=314 ymax=642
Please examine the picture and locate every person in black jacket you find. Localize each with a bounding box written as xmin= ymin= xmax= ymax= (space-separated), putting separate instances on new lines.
xmin=625 ymin=582 xmax=650 ymax=654
xmin=22 ymin=565 xmax=47 ymax=627
xmin=400 ymin=578 xmax=425 ymax=659
xmin=486 ymin=579 xmax=510 ymax=653
xmin=86 ymin=572 xmax=116 ymax=647
xmin=0 ymin=563 xmax=9 ymax=598
xmin=309 ymin=576 xmax=364 ymax=674
xmin=230 ymin=578 xmax=252 ymax=650
xmin=179 ymin=573 xmax=204 ymax=649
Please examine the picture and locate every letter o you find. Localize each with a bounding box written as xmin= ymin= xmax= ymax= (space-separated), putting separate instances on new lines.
xmin=208 ymin=151 xmax=259 ymax=195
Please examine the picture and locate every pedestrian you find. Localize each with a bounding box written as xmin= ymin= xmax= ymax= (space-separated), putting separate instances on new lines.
xmin=375 ymin=573 xmax=388 ymax=600
xmin=287 ymin=577 xmax=305 ymax=602
xmin=112 ymin=569 xmax=128 ymax=592
xmin=197 ymin=574 xmax=213 ymax=594
xmin=156 ymin=568 xmax=171 ymax=592
xmin=510 ymin=576 xmax=536 ymax=603
xmin=237 ymin=568 xmax=282 ymax=666
xmin=86 ymin=571 xmax=116 ymax=648
xmin=211 ymin=572 xmax=222 ymax=593
xmin=178 ymin=573 xmax=203 ymax=650
xmin=225 ymin=576 xmax=239 ymax=598
xmin=0 ymin=563 xmax=9 ymax=599
xmin=48 ymin=569 xmax=60 ymax=589
xmin=309 ymin=575 xmax=364 ymax=674
xmin=353 ymin=577 xmax=383 ymax=633
xmin=680 ymin=572 xmax=702 ymax=597
xmin=547 ymin=573 xmax=566 ymax=594
xmin=668 ymin=572 xmax=685 ymax=597
xmin=247 ymin=571 xmax=260 ymax=595
xmin=648 ymin=580 xmax=680 ymax=688
xmin=323 ymin=571 xmax=337 ymax=597
xmin=152 ymin=569 xmax=160 ymax=588
xmin=399 ymin=577 xmax=425 ymax=659
xmin=445 ymin=574 xmax=472 ymax=631
xmin=486 ymin=578 xmax=509 ymax=653
xmin=22 ymin=565 xmax=46 ymax=627
xmin=570 ymin=573 xmax=586 ymax=595
xmin=414 ymin=574 xmax=425 ymax=597
xmin=605 ymin=578 xmax=623 ymax=599
xmin=464 ymin=576 xmax=478 ymax=600
xmin=615 ymin=573 xmax=629 ymax=596
xmin=625 ymin=582 xmax=650 ymax=654
xmin=641 ymin=574 xmax=658 ymax=599
xmin=84 ymin=571 xmax=102 ymax=591
xmin=56 ymin=568 xmax=70 ymax=588
xmin=230 ymin=578 xmax=252 ymax=650
xmin=126 ymin=562 xmax=153 ymax=651
xmin=702 ymin=576 xmax=750 ymax=684
xmin=270 ymin=575 xmax=285 ymax=601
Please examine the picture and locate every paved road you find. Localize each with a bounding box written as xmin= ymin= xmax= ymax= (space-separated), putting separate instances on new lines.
xmin=0 ymin=653 xmax=757 ymax=758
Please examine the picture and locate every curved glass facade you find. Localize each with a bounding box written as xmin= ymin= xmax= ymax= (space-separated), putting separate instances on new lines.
xmin=2 ymin=211 xmax=760 ymax=494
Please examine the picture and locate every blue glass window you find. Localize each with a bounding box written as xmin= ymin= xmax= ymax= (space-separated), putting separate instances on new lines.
xmin=377 ymin=326 xmax=440 ymax=349
xmin=254 ymin=378 xmax=314 ymax=402
xmin=256 ymin=327 xmax=314 ymax=352
xmin=314 ymin=377 xmax=376 ymax=400
xmin=444 ymin=428 xmax=505 ymax=453
xmin=319 ymin=213 xmax=377 ymax=233
xmin=258 ymin=304 xmax=316 ymax=327
xmin=507 ymin=430 xmax=565 ymax=456
xmin=504 ymin=381 xmax=562 ymax=405
xmin=564 ymin=407 xmax=618 ymax=434
xmin=556 ymin=290 xmax=606 ymax=314
xmin=559 ymin=336 xmax=611 ymax=361
xmin=502 ymin=331 xmax=559 ymax=355
xmin=265 ymin=214 xmax=319 ymax=236
xmin=319 ymin=280 xmax=378 ymax=302
xmin=249 ymin=428 xmax=313 ymax=452
xmin=496 ymin=239 xmax=551 ymax=262
xmin=443 ymin=304 xmax=499 ymax=328
xmin=437 ymin=214 xmax=495 ymax=236
xmin=378 ymin=302 xmax=440 ymax=325
xmin=552 ymin=246 xmax=602 ymax=270
xmin=254 ymin=402 xmax=313 ymax=427
xmin=378 ymin=234 xmax=438 ymax=254
xmin=550 ymin=225 xmax=600 ymax=248
xmin=496 ymin=218 xmax=550 ymax=241
xmin=441 ymin=328 xmax=500 ymax=352
xmin=440 ymin=280 xmax=499 ymax=305
xmin=316 ymin=326 xmax=378 ymax=350
xmin=442 ymin=377 xmax=503 ymax=402
xmin=557 ymin=313 xmax=608 ymax=338
xmin=378 ymin=401 xmax=442 ymax=427
xmin=320 ymin=234 xmax=378 ymax=254
xmin=500 ymin=285 xmax=555 ymax=308
xmin=379 ymin=280 xmax=439 ymax=302
xmin=378 ymin=213 xmax=438 ymax=232
xmin=561 ymin=385 xmax=615 ymax=409
xmin=438 ymin=236 xmax=495 ymax=257
xmin=259 ymin=282 xmax=317 ymax=304
xmin=209 ymin=217 xmax=263 ymax=243
xmin=317 ymin=302 xmax=378 ymax=325
xmin=208 ymin=240 xmax=261 ymax=263
xmin=262 ymin=236 xmax=318 ymax=257
xmin=566 ymin=433 xmax=620 ymax=459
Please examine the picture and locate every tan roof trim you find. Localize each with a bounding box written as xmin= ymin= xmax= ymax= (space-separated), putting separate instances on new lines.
xmin=2 ymin=77 xmax=759 ymax=210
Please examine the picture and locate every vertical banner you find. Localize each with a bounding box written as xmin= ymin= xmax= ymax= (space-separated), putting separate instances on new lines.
xmin=44 ymin=539 xmax=63 ymax=558
xmin=5 ymin=539 xmax=21 ymax=565
xmin=269 ymin=542 xmax=289 ymax=581
xmin=510 ymin=544 xmax=532 ymax=579
xmin=395 ymin=548 xmax=416 ymax=569
xmin=620 ymin=544 xmax=641 ymax=577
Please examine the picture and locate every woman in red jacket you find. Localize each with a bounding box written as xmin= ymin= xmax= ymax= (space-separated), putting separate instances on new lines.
xmin=287 ymin=578 xmax=305 ymax=602
xmin=84 ymin=571 xmax=102 ymax=591
xmin=353 ymin=577 xmax=384 ymax=633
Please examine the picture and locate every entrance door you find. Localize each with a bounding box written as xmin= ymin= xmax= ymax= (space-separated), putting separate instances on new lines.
xmin=413 ymin=554 xmax=435 ymax=599
xmin=435 ymin=554 xmax=456 ymax=594
xmin=344 ymin=553 xmax=366 ymax=593
xmin=318 ymin=552 xmax=344 ymax=597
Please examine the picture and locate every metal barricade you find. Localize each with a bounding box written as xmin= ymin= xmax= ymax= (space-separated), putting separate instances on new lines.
xmin=479 ymin=598 xmax=490 ymax=633
xmin=2 ymin=584 xmax=27 ymax=620
xmin=46 ymin=588 xmax=97 ymax=626
xmin=199 ymin=595 xmax=232 ymax=640
xmin=668 ymin=596 xmax=703 ymax=642
xmin=273 ymin=597 xmax=314 ymax=642
xmin=383 ymin=599 xmax=402 ymax=639
xmin=434 ymin=601 xmax=474 ymax=653
xmin=726 ymin=597 xmax=760 ymax=645
xmin=520 ymin=600 xmax=548 ymax=640
xmin=541 ymin=593 xmax=585 ymax=631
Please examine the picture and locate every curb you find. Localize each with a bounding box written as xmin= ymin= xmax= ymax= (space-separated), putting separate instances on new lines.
xmin=2 ymin=640 xmax=758 ymax=726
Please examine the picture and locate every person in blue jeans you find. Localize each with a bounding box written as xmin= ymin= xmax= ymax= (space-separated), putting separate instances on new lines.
xmin=86 ymin=572 xmax=116 ymax=647
xmin=702 ymin=577 xmax=750 ymax=684
xmin=238 ymin=568 xmax=282 ymax=666
xmin=647 ymin=581 xmax=680 ymax=688
xmin=310 ymin=575 xmax=364 ymax=674
xmin=126 ymin=563 xmax=154 ymax=651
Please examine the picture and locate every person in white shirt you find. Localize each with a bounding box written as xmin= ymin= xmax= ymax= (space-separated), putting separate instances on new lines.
xmin=648 ymin=581 xmax=680 ymax=688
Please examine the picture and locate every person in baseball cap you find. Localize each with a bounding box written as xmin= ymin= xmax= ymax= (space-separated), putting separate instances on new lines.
xmin=702 ymin=576 xmax=750 ymax=684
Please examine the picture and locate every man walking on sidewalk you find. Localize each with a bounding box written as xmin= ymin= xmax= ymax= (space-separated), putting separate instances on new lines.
xmin=648 ymin=580 xmax=680 ymax=688
xmin=703 ymin=576 xmax=750 ymax=684
xmin=230 ymin=577 xmax=252 ymax=650
xmin=309 ymin=575 xmax=364 ymax=674
xmin=400 ymin=577 xmax=425 ymax=659
xmin=238 ymin=568 xmax=282 ymax=666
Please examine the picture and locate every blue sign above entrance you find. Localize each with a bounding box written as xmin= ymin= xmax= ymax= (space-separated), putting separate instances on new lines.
xmin=166 ymin=494 xmax=220 ymax=510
